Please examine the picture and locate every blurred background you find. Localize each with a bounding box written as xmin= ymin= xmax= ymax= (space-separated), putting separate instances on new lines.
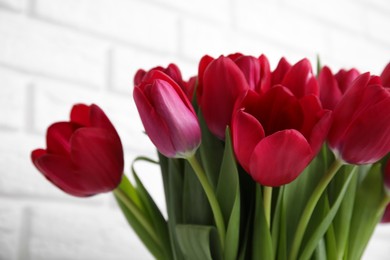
xmin=0 ymin=0 xmax=390 ymax=259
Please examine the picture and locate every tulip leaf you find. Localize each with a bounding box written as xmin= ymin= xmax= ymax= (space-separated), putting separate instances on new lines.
xmin=299 ymin=168 xmax=354 ymax=260
xmin=216 ymin=128 xmax=241 ymax=260
xmin=176 ymin=225 xmax=222 ymax=260
xmin=283 ymin=155 xmax=327 ymax=252
xmin=198 ymin=111 xmax=224 ymax=189
xmin=159 ymin=153 xmax=185 ymax=260
xmin=329 ymin=165 xmax=358 ymax=259
xmin=182 ymin=159 xmax=213 ymax=225
xmin=118 ymin=174 xmax=143 ymax=210
xmin=252 ymin=184 xmax=274 ymax=259
xmin=346 ymin=163 xmax=386 ymax=260
xmin=271 ymin=187 xmax=284 ymax=257
xmin=131 ymin=157 xmax=172 ymax=259
xmin=114 ymin=194 xmax=164 ymax=260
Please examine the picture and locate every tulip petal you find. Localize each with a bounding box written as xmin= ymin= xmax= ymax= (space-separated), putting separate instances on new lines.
xmin=249 ymin=130 xmax=313 ymax=186
xmin=328 ymin=73 xmax=371 ymax=148
xmin=340 ymin=98 xmax=390 ymax=164
xmin=151 ymin=79 xmax=201 ymax=157
xmin=335 ymin=68 xmax=360 ymax=93
xmin=381 ymin=63 xmax=390 ymax=88
xmin=281 ymin=59 xmax=318 ymax=98
xmin=319 ymin=66 xmax=342 ymax=110
xmin=71 ymin=128 xmax=124 ymax=191
xmin=258 ymin=54 xmax=271 ymax=93
xmin=133 ymin=86 xmax=176 ymax=157
xmin=46 ymin=122 xmax=78 ymax=157
xmin=382 ymin=204 xmax=390 ymax=223
xmin=201 ymin=56 xmax=249 ymax=139
xmin=235 ymin=55 xmax=261 ymax=91
xmin=272 ymin=57 xmax=291 ymax=86
xmin=232 ymin=109 xmax=265 ymax=172
xmin=70 ymin=104 xmax=91 ymax=126
xmin=89 ymin=104 xmax=118 ymax=134
xmin=257 ymin=86 xmax=303 ymax=135
xmin=33 ymin=153 xmax=91 ymax=197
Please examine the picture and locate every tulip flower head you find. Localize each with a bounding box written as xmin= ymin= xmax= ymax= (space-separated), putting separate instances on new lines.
xmin=134 ymin=70 xmax=201 ymax=158
xmin=318 ymin=66 xmax=360 ymax=110
xmin=31 ymin=104 xmax=124 ymax=197
xmin=232 ymin=87 xmax=331 ymax=187
xmin=328 ymin=73 xmax=390 ymax=164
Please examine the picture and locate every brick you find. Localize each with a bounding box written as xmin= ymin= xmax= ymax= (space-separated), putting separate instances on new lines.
xmin=34 ymin=0 xmax=179 ymax=53
xmin=328 ymin=30 xmax=389 ymax=74
xmin=234 ymin=1 xmax=327 ymax=55
xmin=284 ymin=0 xmax=366 ymax=33
xmin=29 ymin=205 xmax=152 ymax=260
xmin=111 ymin=46 xmax=197 ymax=93
xmin=367 ymin=10 xmax=390 ymax=44
xmin=0 ymin=67 xmax=27 ymax=130
xmin=0 ymin=11 xmax=107 ymax=87
xmin=0 ymin=203 xmax=21 ymax=260
xmin=180 ymin=18 xmax=238 ymax=61
xmin=32 ymin=78 xmax=98 ymax=134
xmin=0 ymin=0 xmax=24 ymax=11
xmin=152 ymin=0 xmax=230 ymax=23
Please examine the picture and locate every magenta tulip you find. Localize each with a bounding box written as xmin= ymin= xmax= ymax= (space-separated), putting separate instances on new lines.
xmin=133 ymin=70 xmax=201 ymax=158
xmin=134 ymin=63 xmax=194 ymax=100
xmin=232 ymin=87 xmax=331 ymax=186
xmin=31 ymin=104 xmax=124 ymax=197
xmin=328 ymin=73 xmax=390 ymax=164
xmin=318 ymin=66 xmax=360 ymax=110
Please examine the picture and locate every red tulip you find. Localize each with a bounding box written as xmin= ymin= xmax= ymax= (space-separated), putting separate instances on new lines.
xmin=380 ymin=62 xmax=390 ymax=88
xmin=31 ymin=104 xmax=124 ymax=197
xmin=232 ymin=87 xmax=331 ymax=186
xmin=134 ymin=70 xmax=201 ymax=158
xmin=382 ymin=204 xmax=390 ymax=223
xmin=318 ymin=66 xmax=360 ymax=110
xmin=197 ymin=54 xmax=271 ymax=139
xmin=328 ymin=73 xmax=390 ymax=164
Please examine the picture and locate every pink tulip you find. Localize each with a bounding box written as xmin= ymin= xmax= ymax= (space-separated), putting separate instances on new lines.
xmin=134 ymin=70 xmax=201 ymax=158
xmin=31 ymin=104 xmax=124 ymax=197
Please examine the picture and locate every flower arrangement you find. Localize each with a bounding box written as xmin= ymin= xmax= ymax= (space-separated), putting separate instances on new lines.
xmin=31 ymin=53 xmax=390 ymax=260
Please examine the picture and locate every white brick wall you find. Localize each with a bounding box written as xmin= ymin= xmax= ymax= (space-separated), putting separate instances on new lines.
xmin=0 ymin=0 xmax=389 ymax=259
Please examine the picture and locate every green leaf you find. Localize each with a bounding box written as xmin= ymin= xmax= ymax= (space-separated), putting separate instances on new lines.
xmin=114 ymin=194 xmax=164 ymax=259
xmin=182 ymin=159 xmax=213 ymax=225
xmin=158 ymin=153 xmax=185 ymax=260
xmin=271 ymin=187 xmax=284 ymax=257
xmin=330 ymin=166 xmax=358 ymax=259
xmin=299 ymin=168 xmax=355 ymax=260
xmin=346 ymin=163 xmax=386 ymax=260
xmin=216 ymin=128 xmax=241 ymax=260
xmin=252 ymin=184 xmax=274 ymax=259
xmin=131 ymin=159 xmax=172 ymax=259
xmin=176 ymin=225 xmax=222 ymax=260
xmin=198 ymin=110 xmax=224 ymax=189
xmin=117 ymin=174 xmax=143 ymax=210
xmin=283 ymin=155 xmax=327 ymax=253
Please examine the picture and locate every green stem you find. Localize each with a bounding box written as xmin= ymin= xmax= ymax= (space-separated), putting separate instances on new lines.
xmin=289 ymin=159 xmax=344 ymax=260
xmin=113 ymin=188 xmax=160 ymax=245
xmin=187 ymin=155 xmax=226 ymax=250
xmin=264 ymin=186 xmax=273 ymax=228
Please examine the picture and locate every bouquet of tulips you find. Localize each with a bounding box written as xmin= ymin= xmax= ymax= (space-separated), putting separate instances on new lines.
xmin=31 ymin=53 xmax=390 ymax=260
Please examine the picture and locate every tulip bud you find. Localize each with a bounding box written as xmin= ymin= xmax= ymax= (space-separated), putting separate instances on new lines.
xmin=31 ymin=104 xmax=124 ymax=197
xmin=134 ymin=70 xmax=201 ymax=158
xmin=328 ymin=73 xmax=390 ymax=164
